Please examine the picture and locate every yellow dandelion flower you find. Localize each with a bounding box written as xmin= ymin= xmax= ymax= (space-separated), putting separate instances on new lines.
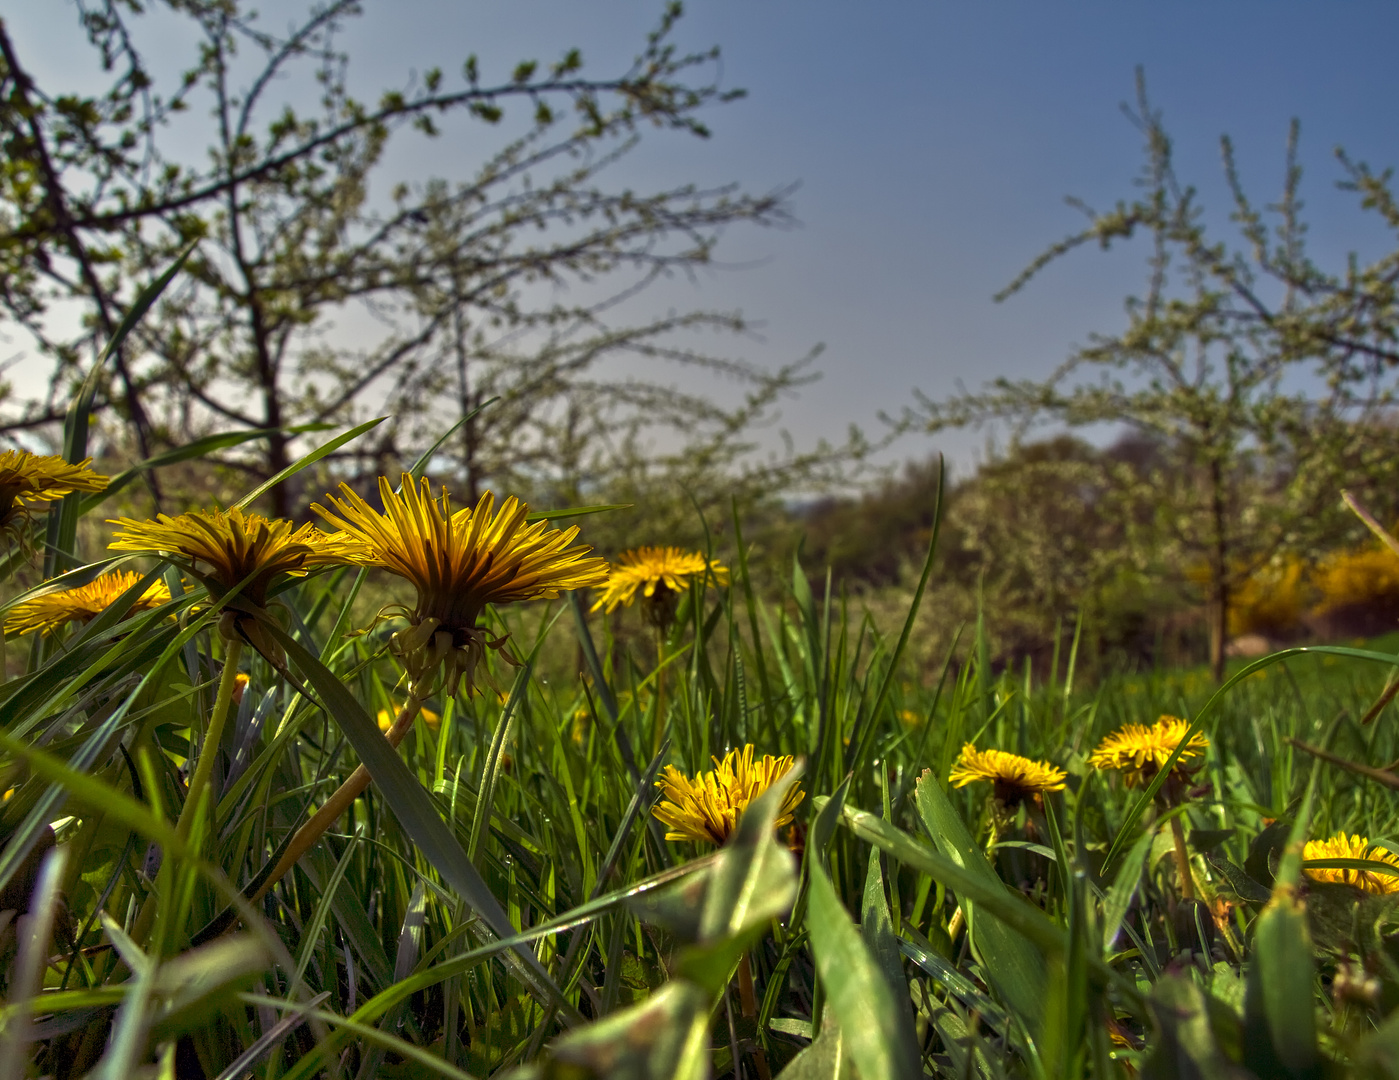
xmin=0 ymin=450 xmax=107 ymax=537
xmin=948 ymin=744 xmax=1066 ymax=807
xmin=4 ymin=571 xmax=171 ymax=637
xmin=108 ymin=507 xmax=347 ymax=610
xmin=653 ymin=744 xmax=804 ymax=846
xmin=312 ymin=475 xmax=609 ymax=695
xmin=1088 ymin=716 xmax=1209 ymax=787
xmin=591 ymin=546 xmax=727 ymax=628
xmin=108 ymin=507 xmax=350 ymax=658
xmin=1304 ymin=833 xmax=1399 ymax=895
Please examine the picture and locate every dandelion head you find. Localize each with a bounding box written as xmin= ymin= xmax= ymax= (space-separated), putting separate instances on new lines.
xmin=0 ymin=451 xmax=107 ymax=541
xmin=591 ymin=546 xmax=727 ymax=630
xmin=108 ymin=507 xmax=350 ymax=656
xmin=109 ymin=507 xmax=346 ymax=605
xmin=1088 ymin=716 xmax=1209 ymax=790
xmin=948 ymin=744 xmax=1066 ymax=809
xmin=313 ymin=476 xmax=608 ymax=696
xmin=1304 ymin=832 xmax=1399 ymax=896
xmin=4 ymin=571 xmax=171 ymax=637
xmin=653 ymin=745 xmax=803 ymax=847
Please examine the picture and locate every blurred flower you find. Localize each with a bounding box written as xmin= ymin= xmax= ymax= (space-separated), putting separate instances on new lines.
xmin=899 ymin=708 xmax=922 ymax=727
xmin=232 ymin=672 xmax=251 ymax=706
xmin=313 ymin=476 xmax=608 ymax=696
xmin=949 ymin=744 xmax=1066 ymax=808
xmin=4 ymin=571 xmax=170 ymax=637
xmin=376 ymin=704 xmax=440 ymax=732
xmin=1303 ymin=832 xmax=1399 ymax=895
xmin=571 ymin=704 xmax=591 ymax=747
xmin=653 ymin=744 xmax=803 ymax=846
xmin=1088 ymin=716 xmax=1209 ymax=788
xmin=0 ymin=451 xmax=107 ymax=539
xmin=591 ymin=546 xmax=727 ymax=630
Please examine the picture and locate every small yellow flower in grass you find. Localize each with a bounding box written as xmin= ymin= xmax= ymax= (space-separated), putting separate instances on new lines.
xmin=949 ymin=744 xmax=1066 ymax=809
xmin=4 ymin=571 xmax=171 ymax=637
xmin=313 ymin=476 xmax=609 ymax=696
xmin=108 ymin=507 xmax=350 ymax=654
xmin=653 ymin=745 xmax=803 ymax=846
xmin=0 ymin=450 xmax=107 ymax=539
xmin=1088 ymin=716 xmax=1209 ymax=787
xmin=1304 ymin=833 xmax=1399 ymax=895
xmin=591 ymin=546 xmax=727 ymax=630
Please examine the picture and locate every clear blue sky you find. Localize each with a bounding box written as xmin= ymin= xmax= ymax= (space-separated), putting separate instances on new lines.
xmin=11 ymin=1 xmax=1399 ymax=474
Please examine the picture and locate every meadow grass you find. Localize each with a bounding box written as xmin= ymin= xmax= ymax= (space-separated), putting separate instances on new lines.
xmin=6 ymin=269 xmax=1399 ymax=1078
xmin=5 ymin=470 xmax=1399 ymax=1079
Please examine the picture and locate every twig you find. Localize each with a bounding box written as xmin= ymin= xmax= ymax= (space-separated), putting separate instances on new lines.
xmin=1286 ymin=736 xmax=1399 ymax=791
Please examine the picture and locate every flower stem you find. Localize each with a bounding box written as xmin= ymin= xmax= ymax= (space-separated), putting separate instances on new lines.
xmin=737 ymin=950 xmax=772 ymax=1080
xmin=251 ymin=692 xmax=425 ymax=903
xmin=652 ymin=631 xmax=667 ymax=757
xmin=176 ymin=638 xmax=242 ymax=842
xmin=1170 ymin=814 xmax=1196 ymax=901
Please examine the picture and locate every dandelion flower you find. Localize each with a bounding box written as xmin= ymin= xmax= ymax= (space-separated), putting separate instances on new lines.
xmin=1304 ymin=833 xmax=1399 ymax=895
xmin=109 ymin=507 xmax=350 ymax=656
xmin=0 ymin=450 xmax=107 ymax=538
xmin=5 ymin=571 xmax=171 ymax=637
xmin=109 ymin=507 xmax=346 ymax=608
xmin=949 ymin=744 xmax=1066 ymax=808
xmin=1088 ymin=716 xmax=1209 ymax=787
xmin=591 ymin=546 xmax=727 ymax=629
xmin=313 ymin=476 xmax=609 ymax=695
xmin=653 ymin=745 xmax=803 ymax=846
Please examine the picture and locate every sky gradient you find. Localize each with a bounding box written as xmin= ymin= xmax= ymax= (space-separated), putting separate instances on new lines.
xmin=10 ymin=2 xmax=1399 ymax=475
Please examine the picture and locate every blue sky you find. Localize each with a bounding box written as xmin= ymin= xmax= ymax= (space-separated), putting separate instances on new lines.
xmin=12 ymin=1 xmax=1399 ymax=475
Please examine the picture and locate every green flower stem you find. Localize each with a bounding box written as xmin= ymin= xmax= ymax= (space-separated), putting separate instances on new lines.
xmin=176 ymin=638 xmax=242 ymax=842
xmin=251 ymin=691 xmax=426 ymax=903
xmin=1169 ymin=814 xmax=1196 ymax=901
xmin=651 ymin=631 xmax=667 ymax=757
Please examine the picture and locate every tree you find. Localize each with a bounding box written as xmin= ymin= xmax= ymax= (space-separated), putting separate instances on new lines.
xmin=0 ymin=1 xmax=848 ymax=517
xmin=911 ymin=74 xmax=1399 ymax=679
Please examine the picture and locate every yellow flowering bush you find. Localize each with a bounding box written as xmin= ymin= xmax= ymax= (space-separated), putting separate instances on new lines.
xmin=1312 ymin=546 xmax=1399 ymax=614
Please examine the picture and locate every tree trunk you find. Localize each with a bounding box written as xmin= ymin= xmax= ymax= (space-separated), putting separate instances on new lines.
xmin=1208 ymin=456 xmax=1229 ymax=682
xmin=1208 ymin=578 xmax=1228 ymax=684
xmin=452 ymin=296 xmax=481 ymax=503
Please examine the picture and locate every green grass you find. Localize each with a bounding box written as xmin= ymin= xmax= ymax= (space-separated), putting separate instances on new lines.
xmin=9 ymin=258 xmax=1399 ymax=1079
xmin=6 ymin=475 xmax=1399 ymax=1079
